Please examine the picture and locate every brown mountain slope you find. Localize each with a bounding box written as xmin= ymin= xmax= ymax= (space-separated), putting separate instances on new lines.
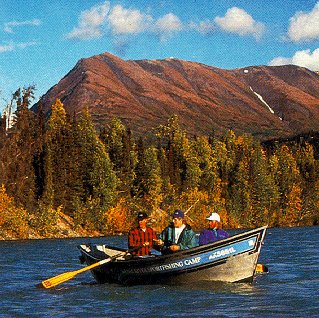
xmin=35 ymin=52 xmax=319 ymax=140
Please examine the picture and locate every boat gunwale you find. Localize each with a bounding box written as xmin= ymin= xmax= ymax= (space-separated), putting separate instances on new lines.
xmin=78 ymin=226 xmax=267 ymax=265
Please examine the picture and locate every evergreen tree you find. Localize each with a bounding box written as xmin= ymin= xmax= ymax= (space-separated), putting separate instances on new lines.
xmin=0 ymin=86 xmax=37 ymax=210
xmin=32 ymin=102 xmax=46 ymax=200
xmin=272 ymin=145 xmax=303 ymax=226
xmin=74 ymin=109 xmax=118 ymax=230
xmin=294 ymin=143 xmax=319 ymax=225
xmin=0 ymin=114 xmax=6 ymax=148
xmin=42 ymin=99 xmax=71 ymax=209
xmin=184 ymin=138 xmax=202 ymax=191
xmin=155 ymin=115 xmax=188 ymax=189
xmin=101 ymin=117 xmax=136 ymax=196
xmin=249 ymin=142 xmax=279 ymax=226
xmin=142 ymin=146 xmax=163 ymax=208
xmin=133 ymin=137 xmax=147 ymax=197
xmin=212 ymin=132 xmax=237 ymax=223
xmin=191 ymin=136 xmax=219 ymax=192
xmin=223 ymin=134 xmax=278 ymax=227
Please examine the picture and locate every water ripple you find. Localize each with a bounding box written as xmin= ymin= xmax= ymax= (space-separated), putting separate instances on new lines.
xmin=0 ymin=227 xmax=318 ymax=317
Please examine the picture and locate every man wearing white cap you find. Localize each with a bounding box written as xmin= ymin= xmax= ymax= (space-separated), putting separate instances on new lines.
xmin=199 ymin=212 xmax=229 ymax=245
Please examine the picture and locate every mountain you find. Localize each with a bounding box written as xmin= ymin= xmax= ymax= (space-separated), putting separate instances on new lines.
xmin=34 ymin=52 xmax=319 ymax=140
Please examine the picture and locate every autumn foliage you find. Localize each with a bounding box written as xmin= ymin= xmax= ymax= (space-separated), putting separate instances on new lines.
xmin=0 ymin=185 xmax=29 ymax=238
xmin=0 ymin=88 xmax=318 ymax=239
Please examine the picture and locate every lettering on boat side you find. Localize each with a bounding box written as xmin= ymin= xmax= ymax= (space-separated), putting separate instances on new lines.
xmin=208 ymin=237 xmax=257 ymax=261
xmin=153 ymin=257 xmax=201 ymax=271
xmin=123 ymin=237 xmax=258 ymax=275
xmin=156 ymin=261 xmax=183 ymax=270
xmin=184 ymin=257 xmax=201 ymax=265
xmin=209 ymin=247 xmax=236 ymax=260
xmin=125 ymin=257 xmax=202 ymax=274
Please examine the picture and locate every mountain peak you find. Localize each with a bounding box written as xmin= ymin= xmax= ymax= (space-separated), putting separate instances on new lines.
xmin=35 ymin=52 xmax=319 ymax=140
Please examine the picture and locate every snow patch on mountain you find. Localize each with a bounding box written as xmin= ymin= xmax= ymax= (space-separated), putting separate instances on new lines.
xmin=250 ymin=86 xmax=282 ymax=121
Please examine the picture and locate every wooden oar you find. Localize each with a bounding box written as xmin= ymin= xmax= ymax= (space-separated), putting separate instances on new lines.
xmin=38 ymin=257 xmax=115 ymax=289
xmin=38 ymin=248 xmax=135 ymax=289
xmin=256 ymin=263 xmax=268 ymax=273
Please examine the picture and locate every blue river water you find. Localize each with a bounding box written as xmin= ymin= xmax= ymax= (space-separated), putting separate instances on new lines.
xmin=0 ymin=227 xmax=318 ymax=317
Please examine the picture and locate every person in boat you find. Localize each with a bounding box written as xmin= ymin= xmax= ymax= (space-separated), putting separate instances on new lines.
xmin=199 ymin=212 xmax=229 ymax=245
xmin=128 ymin=212 xmax=160 ymax=256
xmin=158 ymin=209 xmax=198 ymax=254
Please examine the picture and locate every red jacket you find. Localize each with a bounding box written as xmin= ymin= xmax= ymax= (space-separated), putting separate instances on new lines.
xmin=128 ymin=227 xmax=158 ymax=256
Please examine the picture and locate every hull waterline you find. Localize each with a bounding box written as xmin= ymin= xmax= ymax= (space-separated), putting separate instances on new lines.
xmin=78 ymin=226 xmax=267 ymax=286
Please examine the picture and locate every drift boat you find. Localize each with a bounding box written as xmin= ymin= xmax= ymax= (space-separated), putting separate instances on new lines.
xmin=78 ymin=226 xmax=267 ymax=286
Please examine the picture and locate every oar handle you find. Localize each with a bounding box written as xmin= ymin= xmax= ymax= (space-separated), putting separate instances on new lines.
xmin=74 ymin=258 xmax=112 ymax=275
xmin=76 ymin=249 xmax=130 ymax=274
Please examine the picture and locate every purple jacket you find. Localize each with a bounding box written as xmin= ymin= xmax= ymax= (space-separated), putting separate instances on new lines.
xmin=199 ymin=228 xmax=229 ymax=245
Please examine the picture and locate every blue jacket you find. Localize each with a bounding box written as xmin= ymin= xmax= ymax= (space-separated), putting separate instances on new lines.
xmin=160 ymin=223 xmax=198 ymax=254
xmin=199 ymin=228 xmax=229 ymax=245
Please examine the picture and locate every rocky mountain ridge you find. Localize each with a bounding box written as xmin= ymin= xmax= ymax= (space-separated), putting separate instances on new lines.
xmin=35 ymin=52 xmax=319 ymax=140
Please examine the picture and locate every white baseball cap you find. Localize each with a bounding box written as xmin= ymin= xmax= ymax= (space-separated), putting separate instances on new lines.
xmin=206 ymin=212 xmax=220 ymax=222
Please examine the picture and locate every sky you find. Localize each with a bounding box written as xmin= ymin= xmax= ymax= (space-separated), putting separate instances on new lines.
xmin=1 ymin=0 xmax=319 ymax=114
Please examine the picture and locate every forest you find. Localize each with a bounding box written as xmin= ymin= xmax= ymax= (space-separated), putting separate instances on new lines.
xmin=0 ymin=87 xmax=318 ymax=239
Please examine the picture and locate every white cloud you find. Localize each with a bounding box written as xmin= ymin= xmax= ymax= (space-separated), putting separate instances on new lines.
xmin=107 ymin=5 xmax=153 ymax=35
xmin=189 ymin=20 xmax=215 ymax=35
xmin=154 ymin=13 xmax=182 ymax=41
xmin=66 ymin=2 xmax=185 ymax=47
xmin=0 ymin=41 xmax=38 ymax=53
xmin=107 ymin=6 xmax=182 ymax=41
xmin=268 ymin=56 xmax=291 ymax=66
xmin=0 ymin=43 xmax=14 ymax=53
xmin=3 ymin=19 xmax=41 ymax=33
xmin=66 ymin=2 xmax=184 ymax=42
xmin=66 ymin=1 xmax=110 ymax=40
xmin=214 ymin=7 xmax=265 ymax=40
xmin=269 ymin=48 xmax=319 ymax=71
xmin=17 ymin=41 xmax=38 ymax=49
xmin=287 ymin=2 xmax=319 ymax=42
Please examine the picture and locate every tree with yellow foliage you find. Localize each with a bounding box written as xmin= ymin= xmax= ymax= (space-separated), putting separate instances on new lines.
xmin=0 ymin=185 xmax=29 ymax=238
xmin=272 ymin=145 xmax=303 ymax=226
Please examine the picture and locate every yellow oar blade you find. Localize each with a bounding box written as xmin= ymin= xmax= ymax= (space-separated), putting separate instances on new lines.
xmin=41 ymin=270 xmax=78 ymax=288
xmin=38 ymin=258 xmax=112 ymax=289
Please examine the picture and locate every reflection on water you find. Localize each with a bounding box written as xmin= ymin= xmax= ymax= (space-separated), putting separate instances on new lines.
xmin=0 ymin=227 xmax=318 ymax=317
xmin=172 ymin=280 xmax=257 ymax=295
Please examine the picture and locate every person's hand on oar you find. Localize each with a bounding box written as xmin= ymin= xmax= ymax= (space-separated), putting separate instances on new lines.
xmin=37 ymin=246 xmax=140 ymax=289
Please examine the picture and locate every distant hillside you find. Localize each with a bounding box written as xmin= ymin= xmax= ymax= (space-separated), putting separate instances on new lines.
xmin=34 ymin=52 xmax=319 ymax=140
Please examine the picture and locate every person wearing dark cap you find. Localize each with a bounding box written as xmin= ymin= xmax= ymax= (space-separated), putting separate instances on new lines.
xmin=158 ymin=209 xmax=197 ymax=254
xmin=199 ymin=212 xmax=229 ymax=245
xmin=128 ymin=212 xmax=159 ymax=256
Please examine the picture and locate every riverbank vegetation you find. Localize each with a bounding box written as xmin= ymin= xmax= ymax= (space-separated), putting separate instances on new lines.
xmin=0 ymin=87 xmax=318 ymax=239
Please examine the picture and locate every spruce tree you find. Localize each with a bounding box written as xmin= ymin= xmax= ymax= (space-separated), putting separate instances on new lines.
xmin=0 ymin=86 xmax=37 ymax=210
xmin=74 ymin=108 xmax=118 ymax=230
xmin=42 ymin=99 xmax=71 ymax=209
xmin=294 ymin=142 xmax=319 ymax=225
xmin=101 ymin=117 xmax=136 ymax=197
xmin=272 ymin=145 xmax=303 ymax=226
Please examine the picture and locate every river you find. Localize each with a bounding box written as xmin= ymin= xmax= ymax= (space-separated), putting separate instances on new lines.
xmin=0 ymin=227 xmax=318 ymax=317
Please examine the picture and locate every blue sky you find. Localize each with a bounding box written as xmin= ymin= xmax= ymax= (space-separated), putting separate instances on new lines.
xmin=1 ymin=0 xmax=319 ymax=114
